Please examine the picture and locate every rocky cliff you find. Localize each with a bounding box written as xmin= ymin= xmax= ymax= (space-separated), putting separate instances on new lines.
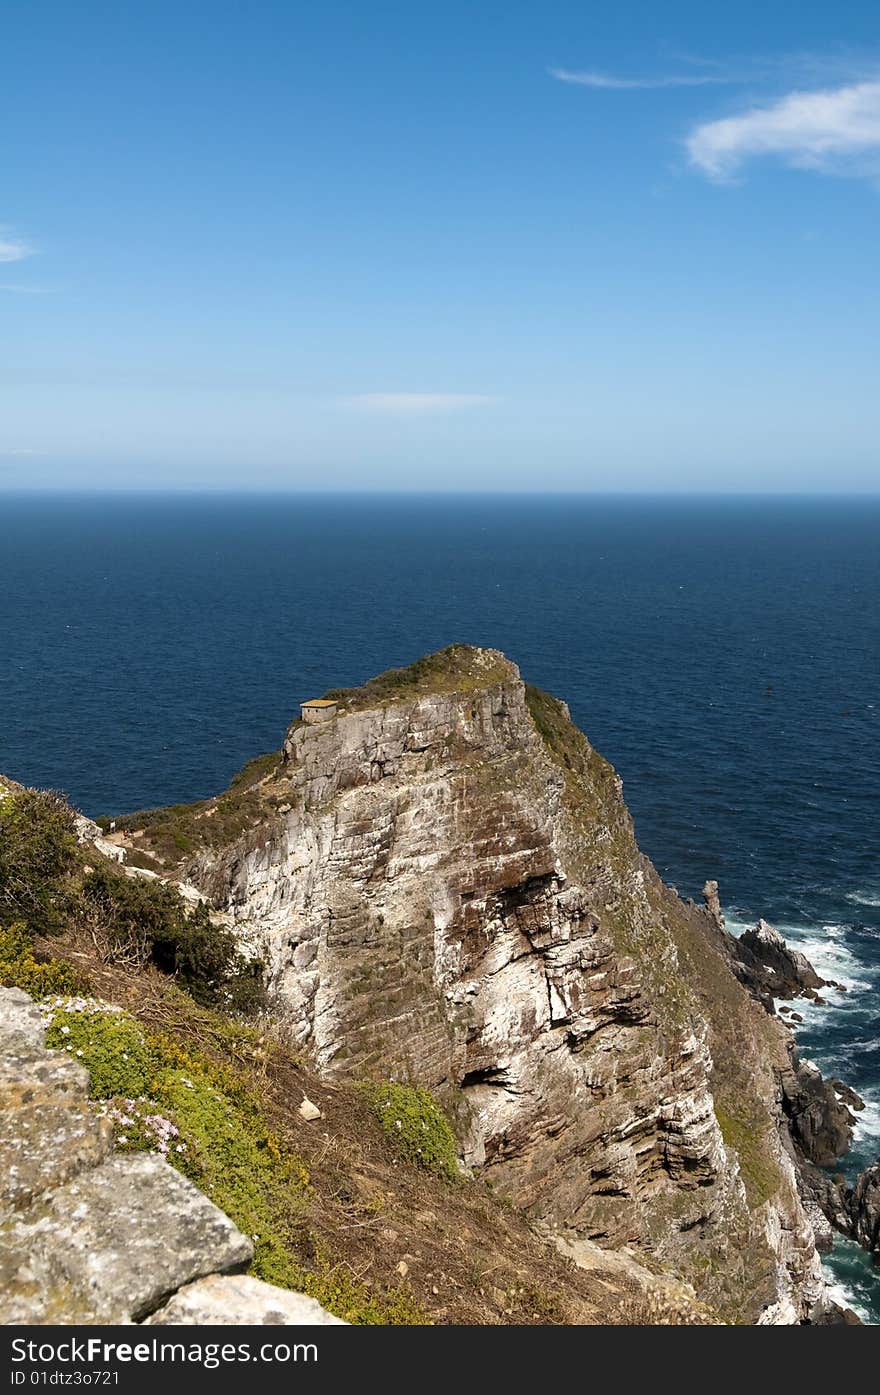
xmin=114 ymin=645 xmax=844 ymax=1324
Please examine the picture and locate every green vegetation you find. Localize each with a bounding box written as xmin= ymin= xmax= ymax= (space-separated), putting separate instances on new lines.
xmin=46 ymin=1003 xmax=156 ymax=1097
xmin=0 ymin=787 xmax=79 ymax=931
xmin=228 ymin=751 xmax=281 ymax=790
xmin=0 ymin=922 xmax=80 ymax=997
xmin=714 ymin=1103 xmax=781 ymax=1210
xmin=40 ymin=996 xmax=426 ymax=1324
xmin=323 ymin=644 xmax=512 ymax=713
xmin=358 ymin=1081 xmax=459 ymax=1180
xmin=99 ymin=751 xmax=282 ymax=864
xmin=77 ymin=864 xmax=266 ymax=1011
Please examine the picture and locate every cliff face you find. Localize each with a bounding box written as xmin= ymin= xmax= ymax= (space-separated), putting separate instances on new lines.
xmin=130 ymin=647 xmax=827 ymax=1323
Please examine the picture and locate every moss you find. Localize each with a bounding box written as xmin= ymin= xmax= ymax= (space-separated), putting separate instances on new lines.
xmin=358 ymin=1081 xmax=459 ymax=1180
xmin=0 ymin=923 xmax=80 ymax=997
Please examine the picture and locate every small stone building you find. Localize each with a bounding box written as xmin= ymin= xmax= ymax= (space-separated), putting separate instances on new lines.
xmin=301 ymin=698 xmax=339 ymax=725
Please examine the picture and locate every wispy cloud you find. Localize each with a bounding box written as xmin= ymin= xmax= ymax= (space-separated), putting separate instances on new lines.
xmin=0 ymin=448 xmax=42 ymax=458
xmin=0 ymin=229 xmax=34 ymax=263
xmin=687 ymin=80 xmax=880 ymax=180
xmin=550 ymin=67 xmax=731 ymax=91
xmin=0 ymin=283 xmax=52 ymax=294
xmin=343 ymin=393 xmax=499 ymax=415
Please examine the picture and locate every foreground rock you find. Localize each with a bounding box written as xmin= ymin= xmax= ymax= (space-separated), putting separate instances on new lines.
xmin=0 ymin=987 xmax=340 ymax=1325
xmin=145 ymin=1274 xmax=347 ymax=1325
xmin=126 ymin=645 xmax=844 ymax=1323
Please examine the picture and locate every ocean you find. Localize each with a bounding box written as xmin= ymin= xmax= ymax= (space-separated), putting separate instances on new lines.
xmin=1 ymin=491 xmax=878 ymax=1320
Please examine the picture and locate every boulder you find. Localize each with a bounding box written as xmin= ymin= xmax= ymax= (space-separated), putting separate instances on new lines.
xmin=145 ymin=1273 xmax=346 ymax=1325
xmin=1 ymin=1153 xmax=254 ymax=1323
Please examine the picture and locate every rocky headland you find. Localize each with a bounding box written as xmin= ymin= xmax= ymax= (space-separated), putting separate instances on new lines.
xmin=2 ymin=645 xmax=876 ymax=1325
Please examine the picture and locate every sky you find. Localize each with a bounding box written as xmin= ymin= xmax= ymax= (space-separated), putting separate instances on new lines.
xmin=2 ymin=0 xmax=880 ymax=492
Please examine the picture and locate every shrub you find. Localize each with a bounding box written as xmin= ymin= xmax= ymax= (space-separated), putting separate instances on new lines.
xmin=0 ymin=788 xmax=79 ymax=931
xmin=358 ymin=1081 xmax=459 ymax=1180
xmin=0 ymin=922 xmax=79 ymax=997
xmin=44 ymin=1000 xmax=159 ymax=1098
xmin=77 ymin=865 xmax=265 ymax=1011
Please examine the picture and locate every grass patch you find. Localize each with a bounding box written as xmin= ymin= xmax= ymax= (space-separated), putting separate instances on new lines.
xmin=358 ymin=1081 xmax=459 ymax=1180
xmin=713 ymin=1103 xmax=781 ymax=1209
xmin=322 ymin=645 xmax=513 ymax=713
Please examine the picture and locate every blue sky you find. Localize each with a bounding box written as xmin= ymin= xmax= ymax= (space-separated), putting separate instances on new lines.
xmin=2 ymin=0 xmax=880 ymax=491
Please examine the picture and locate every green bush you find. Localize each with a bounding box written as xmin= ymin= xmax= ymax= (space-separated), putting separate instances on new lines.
xmin=358 ymin=1081 xmax=459 ymax=1180
xmin=0 ymin=922 xmax=79 ymax=997
xmin=77 ymin=865 xmax=265 ymax=1011
xmin=0 ymin=788 xmax=79 ymax=931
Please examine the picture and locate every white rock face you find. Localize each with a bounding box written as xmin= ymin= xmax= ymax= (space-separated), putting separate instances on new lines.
xmin=179 ymin=649 xmax=827 ymax=1322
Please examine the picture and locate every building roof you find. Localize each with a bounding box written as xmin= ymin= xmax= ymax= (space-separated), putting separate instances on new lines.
xmin=301 ymin=698 xmax=338 ymax=709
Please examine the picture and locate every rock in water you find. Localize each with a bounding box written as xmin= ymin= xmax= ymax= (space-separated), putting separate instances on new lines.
xmin=849 ymin=1165 xmax=880 ymax=1256
xmin=738 ymin=919 xmax=825 ymax=999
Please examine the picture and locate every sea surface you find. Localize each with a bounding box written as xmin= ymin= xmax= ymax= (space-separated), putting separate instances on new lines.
xmin=1 ymin=491 xmax=878 ymax=1320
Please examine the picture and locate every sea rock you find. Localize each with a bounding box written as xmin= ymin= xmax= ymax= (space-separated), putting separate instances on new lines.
xmin=830 ymin=1079 xmax=865 ymax=1113
xmin=849 ymin=1165 xmax=880 ymax=1256
xmin=738 ymin=920 xmax=825 ymax=1000
xmin=780 ymin=1057 xmax=855 ymax=1168
xmin=144 ymin=1274 xmax=345 ymax=1325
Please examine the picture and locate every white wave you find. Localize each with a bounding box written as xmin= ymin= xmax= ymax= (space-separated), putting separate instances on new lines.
xmin=846 ymin=890 xmax=880 ymax=908
xmin=823 ymin=1275 xmax=874 ymax=1325
xmin=854 ymin=1093 xmax=880 ymax=1146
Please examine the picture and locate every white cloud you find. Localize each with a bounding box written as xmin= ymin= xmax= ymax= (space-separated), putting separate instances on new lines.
xmin=0 ymin=448 xmax=41 ymax=457
xmin=343 ymin=393 xmax=499 ymax=415
xmin=549 ymin=66 xmax=730 ymax=91
xmin=687 ymin=80 xmax=880 ymax=180
xmin=0 ymin=284 xmax=51 ymax=294
xmin=0 ymin=230 xmax=34 ymax=262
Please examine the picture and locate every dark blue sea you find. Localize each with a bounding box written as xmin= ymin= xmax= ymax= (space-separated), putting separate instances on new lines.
xmin=2 ymin=492 xmax=878 ymax=1320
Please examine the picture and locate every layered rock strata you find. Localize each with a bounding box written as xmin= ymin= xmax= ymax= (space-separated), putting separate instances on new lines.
xmin=145 ymin=646 xmax=838 ymax=1323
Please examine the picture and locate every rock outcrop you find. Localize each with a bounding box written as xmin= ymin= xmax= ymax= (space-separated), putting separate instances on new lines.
xmin=0 ymin=987 xmax=341 ymax=1326
xmin=738 ymin=920 xmax=825 ymax=1000
xmin=124 ymin=645 xmax=841 ymax=1323
xmin=849 ymin=1166 xmax=880 ymax=1257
